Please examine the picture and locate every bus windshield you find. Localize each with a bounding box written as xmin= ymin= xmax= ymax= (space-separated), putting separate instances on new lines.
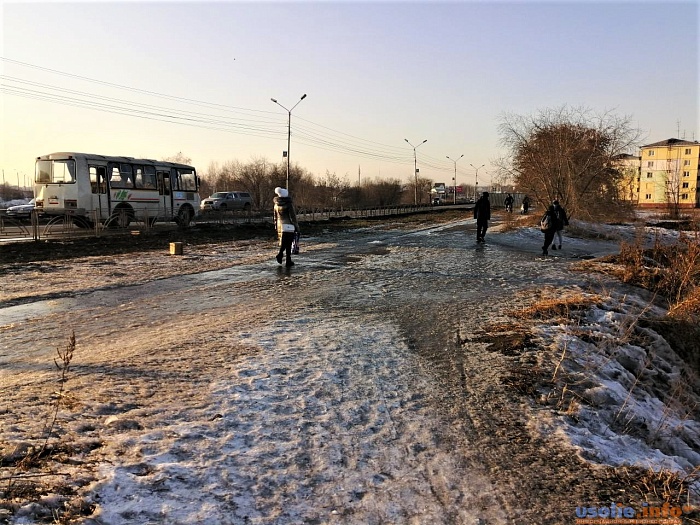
xmin=36 ymin=159 xmax=77 ymax=184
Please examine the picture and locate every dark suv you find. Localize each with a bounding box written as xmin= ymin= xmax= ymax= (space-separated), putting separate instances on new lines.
xmin=200 ymin=192 xmax=253 ymax=212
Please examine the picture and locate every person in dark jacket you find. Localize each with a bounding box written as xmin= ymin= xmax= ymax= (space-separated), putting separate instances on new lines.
xmin=504 ymin=194 xmax=514 ymax=213
xmin=273 ymin=187 xmax=299 ymax=267
xmin=551 ymin=199 xmax=569 ymax=251
xmin=473 ymin=191 xmax=491 ymax=243
xmin=521 ymin=195 xmax=530 ymax=214
xmin=541 ymin=204 xmax=557 ymax=256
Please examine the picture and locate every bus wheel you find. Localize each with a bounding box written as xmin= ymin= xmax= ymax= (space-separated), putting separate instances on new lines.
xmin=73 ymin=216 xmax=94 ymax=229
xmin=177 ymin=206 xmax=193 ymax=228
xmin=109 ymin=207 xmax=133 ymax=229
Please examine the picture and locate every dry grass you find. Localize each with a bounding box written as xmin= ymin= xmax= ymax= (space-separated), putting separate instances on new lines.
xmin=619 ymin=465 xmax=700 ymax=515
xmin=612 ymin=232 xmax=700 ymax=374
xmin=513 ymin=291 xmax=602 ymax=320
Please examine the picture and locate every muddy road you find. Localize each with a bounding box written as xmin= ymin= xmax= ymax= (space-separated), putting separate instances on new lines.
xmin=1 ymin=216 xmax=629 ymax=524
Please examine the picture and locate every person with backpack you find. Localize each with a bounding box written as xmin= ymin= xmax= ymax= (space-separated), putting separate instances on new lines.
xmin=473 ymin=191 xmax=491 ymax=243
xmin=540 ymin=204 xmax=557 ymax=256
xmin=551 ymin=200 xmax=569 ymax=251
xmin=504 ymin=194 xmax=514 ymax=213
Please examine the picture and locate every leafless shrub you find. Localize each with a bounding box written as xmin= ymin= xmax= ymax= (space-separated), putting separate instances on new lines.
xmin=1 ymin=332 xmax=78 ymax=519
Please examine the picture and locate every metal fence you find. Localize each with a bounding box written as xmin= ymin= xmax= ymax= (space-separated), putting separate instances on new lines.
xmin=0 ymin=202 xmax=468 ymax=242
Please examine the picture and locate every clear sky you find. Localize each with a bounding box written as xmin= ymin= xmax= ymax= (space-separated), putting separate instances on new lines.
xmin=1 ymin=0 xmax=698 ymax=189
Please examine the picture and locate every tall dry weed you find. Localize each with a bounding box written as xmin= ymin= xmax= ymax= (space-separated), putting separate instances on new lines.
xmin=614 ymin=230 xmax=700 ymax=374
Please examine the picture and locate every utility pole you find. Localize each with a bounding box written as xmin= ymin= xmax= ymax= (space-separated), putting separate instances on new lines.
xmin=271 ymin=94 xmax=307 ymax=191
xmin=405 ymin=138 xmax=427 ymax=205
xmin=470 ymin=163 xmax=485 ymax=200
xmin=446 ymin=154 xmax=464 ymax=205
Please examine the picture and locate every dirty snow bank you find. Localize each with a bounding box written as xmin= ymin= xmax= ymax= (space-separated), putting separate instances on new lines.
xmin=533 ymin=290 xmax=700 ymax=479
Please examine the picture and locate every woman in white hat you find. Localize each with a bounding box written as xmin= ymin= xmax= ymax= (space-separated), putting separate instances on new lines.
xmin=273 ymin=187 xmax=299 ymax=266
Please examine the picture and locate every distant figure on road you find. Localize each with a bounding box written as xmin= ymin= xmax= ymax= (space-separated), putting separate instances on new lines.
xmin=504 ymin=194 xmax=514 ymax=213
xmin=473 ymin=191 xmax=491 ymax=243
xmin=540 ymin=204 xmax=557 ymax=256
xmin=551 ymin=200 xmax=569 ymax=251
xmin=273 ymin=187 xmax=299 ymax=267
xmin=521 ymin=195 xmax=531 ymax=214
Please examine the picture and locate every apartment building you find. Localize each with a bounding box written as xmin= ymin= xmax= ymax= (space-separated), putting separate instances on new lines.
xmin=637 ymin=138 xmax=700 ymax=208
xmin=612 ymin=153 xmax=641 ymax=204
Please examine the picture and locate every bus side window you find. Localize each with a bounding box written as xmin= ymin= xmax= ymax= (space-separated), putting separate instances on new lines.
xmin=90 ymin=166 xmax=107 ymax=193
xmin=143 ymin=166 xmax=157 ymax=189
xmin=109 ymin=167 xmax=121 ymax=186
xmin=90 ymin=166 xmax=99 ymax=193
xmin=134 ymin=166 xmax=144 ymax=189
xmin=97 ymin=167 xmax=107 ymax=193
xmin=110 ymin=164 xmax=133 ymax=189
xmin=120 ymin=164 xmax=133 ymax=188
xmin=158 ymin=171 xmax=170 ymax=196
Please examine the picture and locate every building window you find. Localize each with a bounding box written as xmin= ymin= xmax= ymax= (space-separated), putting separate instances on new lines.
xmin=684 ymin=171 xmax=690 ymax=177
xmin=645 ymin=194 xmax=652 ymax=199
xmin=648 ymin=150 xmax=655 ymax=156
xmin=685 ymin=148 xmax=692 ymax=155
xmin=684 ymin=160 xmax=691 ymax=166
xmin=683 ymin=182 xmax=689 ymax=188
xmin=646 ymin=172 xmax=653 ymax=178
xmin=647 ymin=161 xmax=654 ymax=168
xmin=681 ymin=194 xmax=688 ymax=200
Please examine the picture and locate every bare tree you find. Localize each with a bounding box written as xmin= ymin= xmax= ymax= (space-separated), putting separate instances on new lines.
xmin=239 ymin=156 xmax=274 ymax=210
xmin=497 ymin=105 xmax=643 ymax=220
xmin=315 ymin=171 xmax=350 ymax=209
xmin=162 ymin=152 xmax=193 ymax=165
xmin=662 ymin=155 xmax=683 ymax=219
xmin=365 ymin=177 xmax=402 ymax=207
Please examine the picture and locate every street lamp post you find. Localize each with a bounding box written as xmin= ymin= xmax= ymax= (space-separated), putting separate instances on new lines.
xmin=405 ymin=138 xmax=427 ymax=205
xmin=470 ymin=163 xmax=485 ymax=200
xmin=271 ymin=94 xmax=307 ymax=190
xmin=446 ymin=154 xmax=464 ymax=205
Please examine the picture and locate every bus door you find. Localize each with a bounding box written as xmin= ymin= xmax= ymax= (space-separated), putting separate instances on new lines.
xmin=89 ymin=165 xmax=108 ymax=221
xmin=158 ymin=170 xmax=173 ymax=217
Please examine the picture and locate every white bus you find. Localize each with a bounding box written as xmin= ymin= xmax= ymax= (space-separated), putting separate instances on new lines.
xmin=34 ymin=152 xmax=201 ymax=228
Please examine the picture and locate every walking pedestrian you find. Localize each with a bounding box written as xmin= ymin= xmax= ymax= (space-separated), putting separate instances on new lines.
xmin=273 ymin=187 xmax=299 ymax=267
xmin=521 ymin=195 xmax=530 ymax=214
xmin=504 ymin=194 xmax=514 ymax=213
xmin=473 ymin=191 xmax=491 ymax=243
xmin=540 ymin=204 xmax=557 ymax=256
xmin=551 ymin=200 xmax=569 ymax=251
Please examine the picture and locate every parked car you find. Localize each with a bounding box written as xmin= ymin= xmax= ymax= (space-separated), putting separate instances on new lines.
xmin=200 ymin=192 xmax=253 ymax=212
xmin=5 ymin=198 xmax=36 ymax=220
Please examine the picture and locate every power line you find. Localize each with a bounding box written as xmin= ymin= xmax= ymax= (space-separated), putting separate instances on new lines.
xmin=1 ymin=57 xmax=482 ymax=176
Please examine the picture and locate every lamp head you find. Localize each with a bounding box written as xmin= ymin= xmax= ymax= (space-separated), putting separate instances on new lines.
xmin=271 ymin=98 xmax=278 ymax=103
